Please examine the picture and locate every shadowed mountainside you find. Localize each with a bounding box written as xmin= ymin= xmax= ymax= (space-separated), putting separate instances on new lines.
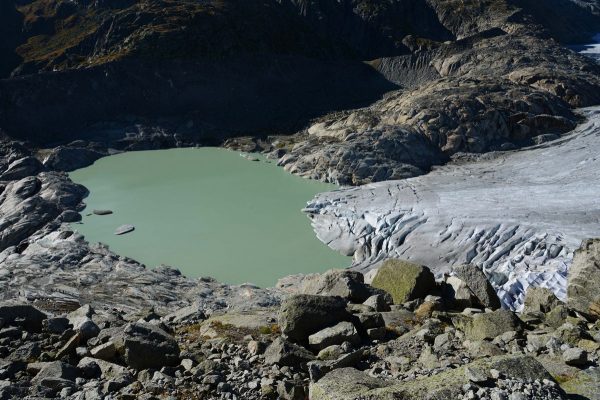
xmin=0 ymin=0 xmax=599 ymax=178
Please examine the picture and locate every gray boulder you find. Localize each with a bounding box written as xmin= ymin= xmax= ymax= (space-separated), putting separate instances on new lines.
xmin=42 ymin=317 xmax=71 ymax=334
xmin=117 ymin=322 xmax=180 ymax=370
xmin=32 ymin=361 xmax=77 ymax=384
xmin=356 ymin=312 xmax=385 ymax=330
xmin=308 ymin=322 xmax=361 ymax=351
xmin=442 ymin=275 xmax=476 ymax=309
xmin=0 ymin=302 xmax=47 ymax=332
xmin=452 ymin=265 xmax=501 ymax=309
xmin=90 ymin=341 xmax=116 ymax=361
xmin=299 ymin=269 xmax=372 ymax=303
xmin=568 ymin=238 xmax=600 ymax=320
xmin=78 ymin=357 xmax=131 ymax=381
xmin=563 ymin=348 xmax=588 ymax=367
xmin=370 ymin=259 xmax=436 ymax=304
xmin=67 ymin=304 xmax=100 ymax=340
xmin=362 ymin=294 xmax=391 ymax=312
xmin=279 ymin=295 xmax=350 ymax=344
xmin=264 ymin=337 xmax=315 ymax=367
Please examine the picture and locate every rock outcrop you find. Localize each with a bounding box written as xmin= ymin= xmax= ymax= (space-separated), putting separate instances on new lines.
xmin=568 ymin=238 xmax=600 ymax=319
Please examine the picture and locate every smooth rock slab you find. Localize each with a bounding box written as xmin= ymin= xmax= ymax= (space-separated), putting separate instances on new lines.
xmin=93 ymin=209 xmax=113 ymax=215
xmin=308 ymin=321 xmax=360 ymax=351
xmin=114 ymin=225 xmax=135 ymax=235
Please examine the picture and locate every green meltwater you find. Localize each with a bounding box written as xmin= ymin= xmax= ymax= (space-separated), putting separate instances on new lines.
xmin=69 ymin=148 xmax=350 ymax=288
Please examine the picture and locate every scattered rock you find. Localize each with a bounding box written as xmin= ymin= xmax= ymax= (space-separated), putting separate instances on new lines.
xmin=299 ymin=269 xmax=373 ymax=303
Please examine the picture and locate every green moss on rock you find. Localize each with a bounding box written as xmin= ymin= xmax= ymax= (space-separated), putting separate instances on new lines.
xmin=370 ymin=259 xmax=436 ymax=304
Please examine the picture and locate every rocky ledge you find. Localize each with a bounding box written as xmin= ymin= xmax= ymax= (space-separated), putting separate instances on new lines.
xmin=1 ymin=257 xmax=600 ymax=399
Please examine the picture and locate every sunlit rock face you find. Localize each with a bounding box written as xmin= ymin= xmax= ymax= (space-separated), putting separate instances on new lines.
xmin=305 ymin=107 xmax=600 ymax=310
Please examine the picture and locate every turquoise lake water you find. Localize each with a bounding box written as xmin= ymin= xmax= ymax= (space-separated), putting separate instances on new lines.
xmin=69 ymin=148 xmax=350 ymax=287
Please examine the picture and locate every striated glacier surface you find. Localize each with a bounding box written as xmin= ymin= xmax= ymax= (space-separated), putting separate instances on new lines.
xmin=305 ymin=106 xmax=600 ymax=310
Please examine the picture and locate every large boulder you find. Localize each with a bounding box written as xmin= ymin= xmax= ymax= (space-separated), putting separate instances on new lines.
xmin=32 ymin=362 xmax=76 ymax=382
xmin=568 ymin=238 xmax=600 ymax=320
xmin=370 ymin=259 xmax=436 ymax=304
xmin=523 ymin=287 xmax=562 ymax=314
xmin=116 ymin=322 xmax=180 ymax=370
xmin=264 ymin=337 xmax=315 ymax=367
xmin=0 ymin=303 xmax=47 ymax=332
xmin=31 ymin=361 xmax=77 ymax=392
xmin=442 ymin=275 xmax=476 ymax=309
xmin=452 ymin=265 xmax=501 ymax=309
xmin=279 ymin=295 xmax=350 ymax=344
xmin=299 ymin=269 xmax=372 ymax=303
xmin=454 ymin=310 xmax=523 ymax=341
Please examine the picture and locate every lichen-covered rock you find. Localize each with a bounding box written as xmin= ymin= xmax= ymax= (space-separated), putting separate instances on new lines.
xmin=278 ymin=295 xmax=350 ymax=344
xmin=455 ymin=310 xmax=523 ymax=341
xmin=523 ymin=287 xmax=562 ymax=314
xmin=370 ymin=259 xmax=436 ymax=304
xmin=309 ymin=355 xmax=559 ymax=400
xmin=568 ymin=238 xmax=600 ymax=320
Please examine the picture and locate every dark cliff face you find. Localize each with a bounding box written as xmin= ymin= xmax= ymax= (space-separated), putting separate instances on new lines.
xmin=283 ymin=0 xmax=455 ymax=59
xmin=0 ymin=0 xmax=599 ymax=146
xmin=509 ymin=0 xmax=600 ymax=43
xmin=0 ymin=3 xmax=24 ymax=78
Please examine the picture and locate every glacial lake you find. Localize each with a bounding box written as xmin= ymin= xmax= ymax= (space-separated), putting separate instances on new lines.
xmin=69 ymin=148 xmax=349 ymax=287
